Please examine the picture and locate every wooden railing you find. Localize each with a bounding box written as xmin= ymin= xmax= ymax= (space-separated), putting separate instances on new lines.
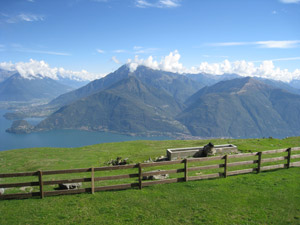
xmin=1 ymin=147 xmax=300 ymax=200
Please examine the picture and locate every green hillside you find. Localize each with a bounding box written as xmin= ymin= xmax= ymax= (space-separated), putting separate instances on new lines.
xmin=0 ymin=137 xmax=300 ymax=224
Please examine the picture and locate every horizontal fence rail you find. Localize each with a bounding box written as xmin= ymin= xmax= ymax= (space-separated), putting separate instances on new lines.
xmin=1 ymin=147 xmax=300 ymax=200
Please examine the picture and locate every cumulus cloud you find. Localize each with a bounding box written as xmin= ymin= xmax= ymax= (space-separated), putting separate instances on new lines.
xmin=135 ymin=0 xmax=180 ymax=8
xmin=0 ymin=59 xmax=105 ymax=81
xmin=209 ymin=40 xmax=300 ymax=49
xmin=127 ymin=50 xmax=184 ymax=73
xmin=127 ymin=51 xmax=300 ymax=82
xmin=0 ymin=62 xmax=15 ymax=71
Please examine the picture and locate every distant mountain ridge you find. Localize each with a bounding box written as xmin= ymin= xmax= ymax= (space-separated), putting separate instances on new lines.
xmin=5 ymin=65 xmax=300 ymax=139
xmin=49 ymin=65 xmax=204 ymax=107
xmin=186 ymin=72 xmax=300 ymax=95
xmin=0 ymin=73 xmax=73 ymax=102
xmin=186 ymin=73 xmax=241 ymax=87
xmin=177 ymin=77 xmax=300 ymax=138
xmin=0 ymin=69 xmax=16 ymax=83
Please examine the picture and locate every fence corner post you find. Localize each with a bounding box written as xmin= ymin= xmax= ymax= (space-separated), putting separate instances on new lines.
xmin=286 ymin=148 xmax=292 ymax=169
xmin=184 ymin=158 xmax=188 ymax=182
xmin=138 ymin=163 xmax=142 ymax=190
xmin=38 ymin=170 xmax=44 ymax=199
xmin=224 ymin=155 xmax=228 ymax=178
xmin=91 ymin=167 xmax=95 ymax=194
xmin=257 ymin=152 xmax=262 ymax=173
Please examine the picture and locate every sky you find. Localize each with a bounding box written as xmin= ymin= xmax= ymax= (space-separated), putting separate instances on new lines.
xmin=0 ymin=0 xmax=300 ymax=82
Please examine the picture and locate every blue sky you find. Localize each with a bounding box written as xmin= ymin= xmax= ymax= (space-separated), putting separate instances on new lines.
xmin=0 ymin=0 xmax=300 ymax=81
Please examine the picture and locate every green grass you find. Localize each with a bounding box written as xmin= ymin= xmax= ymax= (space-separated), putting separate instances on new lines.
xmin=1 ymin=137 xmax=300 ymax=224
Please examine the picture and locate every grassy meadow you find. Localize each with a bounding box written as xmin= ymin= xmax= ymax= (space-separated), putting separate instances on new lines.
xmin=0 ymin=137 xmax=300 ymax=224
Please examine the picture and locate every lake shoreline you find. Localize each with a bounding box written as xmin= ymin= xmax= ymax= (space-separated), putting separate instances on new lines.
xmin=0 ymin=109 xmax=173 ymax=151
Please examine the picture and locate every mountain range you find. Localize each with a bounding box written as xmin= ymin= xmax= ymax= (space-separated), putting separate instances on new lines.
xmin=48 ymin=65 xmax=204 ymax=107
xmin=0 ymin=73 xmax=73 ymax=102
xmin=29 ymin=65 xmax=300 ymax=138
xmin=2 ymin=64 xmax=300 ymax=138
xmin=0 ymin=69 xmax=91 ymax=102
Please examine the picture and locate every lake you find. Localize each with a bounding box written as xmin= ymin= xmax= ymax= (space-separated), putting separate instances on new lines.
xmin=0 ymin=109 xmax=172 ymax=151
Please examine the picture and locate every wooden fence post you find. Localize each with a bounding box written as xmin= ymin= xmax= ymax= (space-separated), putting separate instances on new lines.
xmin=38 ymin=170 xmax=44 ymax=199
xmin=224 ymin=155 xmax=228 ymax=178
xmin=184 ymin=158 xmax=188 ymax=182
xmin=91 ymin=167 xmax=95 ymax=194
xmin=257 ymin=152 xmax=262 ymax=173
xmin=286 ymin=148 xmax=291 ymax=169
xmin=138 ymin=163 xmax=142 ymax=190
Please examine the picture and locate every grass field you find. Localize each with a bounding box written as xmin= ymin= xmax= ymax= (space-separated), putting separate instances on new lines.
xmin=1 ymin=137 xmax=300 ymax=224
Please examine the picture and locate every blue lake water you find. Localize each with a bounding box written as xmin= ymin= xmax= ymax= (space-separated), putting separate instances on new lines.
xmin=0 ymin=109 xmax=171 ymax=151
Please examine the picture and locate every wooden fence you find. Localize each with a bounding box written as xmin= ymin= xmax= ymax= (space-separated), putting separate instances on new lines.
xmin=1 ymin=147 xmax=300 ymax=200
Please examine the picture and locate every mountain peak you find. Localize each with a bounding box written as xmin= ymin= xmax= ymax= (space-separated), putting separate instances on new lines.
xmin=0 ymin=72 xmax=72 ymax=101
xmin=185 ymin=77 xmax=272 ymax=106
xmin=211 ymin=76 xmax=270 ymax=93
xmin=237 ymin=76 xmax=274 ymax=93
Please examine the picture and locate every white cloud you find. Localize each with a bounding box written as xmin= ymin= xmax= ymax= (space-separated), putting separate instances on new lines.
xmin=135 ymin=0 xmax=153 ymax=8
xmin=252 ymin=56 xmax=300 ymax=63
xmin=0 ymin=59 xmax=105 ymax=81
xmin=4 ymin=13 xmax=44 ymax=23
xmin=18 ymin=14 xmax=44 ymax=22
xmin=0 ymin=62 xmax=15 ymax=71
xmin=127 ymin=50 xmax=184 ymax=73
xmin=279 ymin=0 xmax=300 ymax=3
xmin=256 ymin=40 xmax=300 ymax=48
xmin=210 ymin=42 xmax=248 ymax=47
xmin=135 ymin=0 xmax=180 ymax=8
xmin=97 ymin=49 xmax=105 ymax=54
xmin=127 ymin=50 xmax=300 ymax=82
xmin=209 ymin=40 xmax=300 ymax=49
xmin=112 ymin=56 xmax=121 ymax=64
xmin=160 ymin=0 xmax=180 ymax=7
